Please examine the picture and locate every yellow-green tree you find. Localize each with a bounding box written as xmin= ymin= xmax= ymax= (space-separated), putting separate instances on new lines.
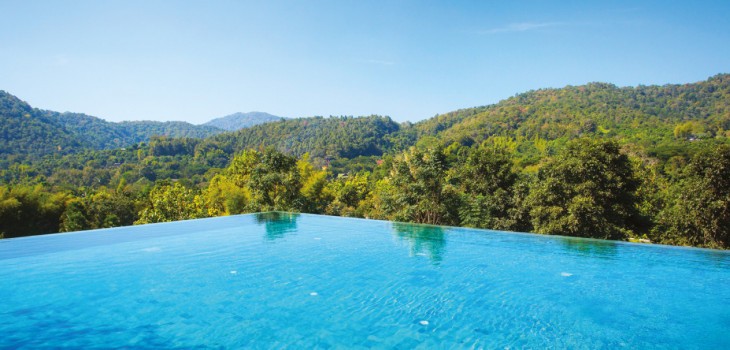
xmin=199 ymin=174 xmax=250 ymax=217
xmin=674 ymin=122 xmax=694 ymax=138
xmin=136 ymin=182 xmax=205 ymax=224
xmin=0 ymin=185 xmax=69 ymax=238
xmin=298 ymin=154 xmax=333 ymax=213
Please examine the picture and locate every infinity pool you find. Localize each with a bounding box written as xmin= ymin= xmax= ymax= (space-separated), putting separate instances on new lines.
xmin=1 ymin=213 xmax=729 ymax=349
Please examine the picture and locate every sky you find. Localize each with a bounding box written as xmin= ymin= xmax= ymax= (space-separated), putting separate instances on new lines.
xmin=1 ymin=0 xmax=729 ymax=124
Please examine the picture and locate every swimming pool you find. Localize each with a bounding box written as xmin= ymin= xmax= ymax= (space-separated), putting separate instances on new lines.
xmin=1 ymin=212 xmax=729 ymax=348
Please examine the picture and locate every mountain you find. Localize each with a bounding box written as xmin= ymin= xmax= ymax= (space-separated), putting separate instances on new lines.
xmin=116 ymin=121 xmax=224 ymax=144
xmin=0 ymin=91 xmax=226 ymax=157
xmin=0 ymin=91 xmax=83 ymax=156
xmin=3 ymin=73 xmax=729 ymax=162
xmin=204 ymin=112 xmax=286 ymax=131
xmin=201 ymin=115 xmax=400 ymax=159
xmin=411 ymin=74 xmax=730 ymax=148
xmin=193 ymin=74 xmax=730 ymax=164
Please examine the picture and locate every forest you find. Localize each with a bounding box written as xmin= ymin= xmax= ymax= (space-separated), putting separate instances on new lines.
xmin=0 ymin=90 xmax=225 ymax=158
xmin=1 ymin=74 xmax=730 ymax=249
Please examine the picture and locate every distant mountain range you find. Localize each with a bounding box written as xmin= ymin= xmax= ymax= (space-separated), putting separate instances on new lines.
xmin=0 ymin=91 xmax=290 ymax=157
xmin=194 ymin=74 xmax=730 ymax=163
xmin=0 ymin=90 xmax=229 ymax=157
xmin=204 ymin=112 xmax=287 ymax=131
xmin=2 ymin=73 xmax=729 ymax=161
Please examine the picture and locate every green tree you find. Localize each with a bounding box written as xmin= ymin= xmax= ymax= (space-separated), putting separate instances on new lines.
xmin=247 ymin=148 xmax=302 ymax=211
xmin=225 ymin=148 xmax=303 ymax=212
xmin=381 ymin=146 xmax=460 ymax=225
xmin=656 ymin=145 xmax=730 ymax=248
xmin=525 ymin=138 xmax=640 ymax=239
xmin=631 ymin=156 xmax=669 ymax=235
xmin=325 ymin=172 xmax=370 ymax=217
xmin=60 ymin=190 xmax=136 ymax=232
xmin=454 ymin=146 xmax=522 ymax=230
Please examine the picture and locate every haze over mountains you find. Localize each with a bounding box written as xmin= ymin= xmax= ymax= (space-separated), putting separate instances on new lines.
xmin=204 ymin=112 xmax=287 ymax=131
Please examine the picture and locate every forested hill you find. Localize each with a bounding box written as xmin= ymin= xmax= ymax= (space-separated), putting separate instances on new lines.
xmin=204 ymin=111 xmax=286 ymax=131
xmin=187 ymin=74 xmax=730 ymax=165
xmin=0 ymin=91 xmax=84 ymax=156
xmin=0 ymin=91 xmax=225 ymax=157
xmin=409 ymin=74 xmax=730 ymax=148
xmin=200 ymin=115 xmax=401 ymax=159
xmin=3 ymin=73 xmax=729 ymax=162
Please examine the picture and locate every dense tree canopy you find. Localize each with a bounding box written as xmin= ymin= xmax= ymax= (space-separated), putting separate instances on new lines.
xmin=454 ymin=145 xmax=524 ymax=231
xmin=0 ymin=90 xmax=224 ymax=159
xmin=656 ymin=145 xmax=730 ymax=248
xmin=202 ymin=115 xmax=401 ymax=163
xmin=526 ymin=139 xmax=640 ymax=240
xmin=381 ymin=146 xmax=460 ymax=225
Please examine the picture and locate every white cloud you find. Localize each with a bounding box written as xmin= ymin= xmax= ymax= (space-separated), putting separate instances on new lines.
xmin=480 ymin=22 xmax=563 ymax=35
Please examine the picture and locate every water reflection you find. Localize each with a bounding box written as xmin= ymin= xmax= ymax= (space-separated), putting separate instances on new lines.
xmin=559 ymin=238 xmax=618 ymax=259
xmin=558 ymin=234 xmax=730 ymax=270
xmin=255 ymin=212 xmax=300 ymax=241
xmin=675 ymin=247 xmax=730 ymax=270
xmin=697 ymin=250 xmax=730 ymax=268
xmin=391 ymin=222 xmax=447 ymax=264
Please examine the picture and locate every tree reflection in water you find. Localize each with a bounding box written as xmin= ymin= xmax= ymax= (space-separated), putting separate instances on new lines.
xmin=255 ymin=212 xmax=300 ymax=241
xmin=560 ymin=237 xmax=618 ymax=259
xmin=391 ymin=222 xmax=447 ymax=264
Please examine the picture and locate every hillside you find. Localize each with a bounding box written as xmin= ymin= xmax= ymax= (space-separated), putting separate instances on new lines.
xmin=414 ymin=74 xmax=730 ymax=149
xmin=0 ymin=91 xmax=226 ymax=157
xmin=116 ymin=121 xmax=224 ymax=144
xmin=204 ymin=112 xmax=286 ymax=131
xmin=201 ymin=115 xmax=401 ymax=159
xmin=3 ymin=73 xmax=729 ymax=164
xmin=186 ymin=74 xmax=730 ymax=166
xmin=0 ymin=92 xmax=83 ymax=156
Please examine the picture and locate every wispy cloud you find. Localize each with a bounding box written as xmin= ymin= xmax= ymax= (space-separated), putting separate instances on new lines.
xmin=365 ymin=59 xmax=395 ymax=66
xmin=479 ymin=22 xmax=563 ymax=35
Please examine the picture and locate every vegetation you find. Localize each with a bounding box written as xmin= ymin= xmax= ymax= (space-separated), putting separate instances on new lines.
xmin=654 ymin=145 xmax=730 ymax=248
xmin=201 ymin=115 xmax=401 ymax=161
xmin=525 ymin=138 xmax=640 ymax=240
xmin=0 ymin=90 xmax=225 ymax=159
xmin=3 ymin=74 xmax=730 ymax=250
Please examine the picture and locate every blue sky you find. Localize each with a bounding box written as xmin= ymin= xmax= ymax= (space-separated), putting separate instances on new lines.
xmin=1 ymin=0 xmax=729 ymax=124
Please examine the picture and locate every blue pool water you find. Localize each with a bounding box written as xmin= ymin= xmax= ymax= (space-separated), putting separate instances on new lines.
xmin=1 ymin=213 xmax=729 ymax=349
